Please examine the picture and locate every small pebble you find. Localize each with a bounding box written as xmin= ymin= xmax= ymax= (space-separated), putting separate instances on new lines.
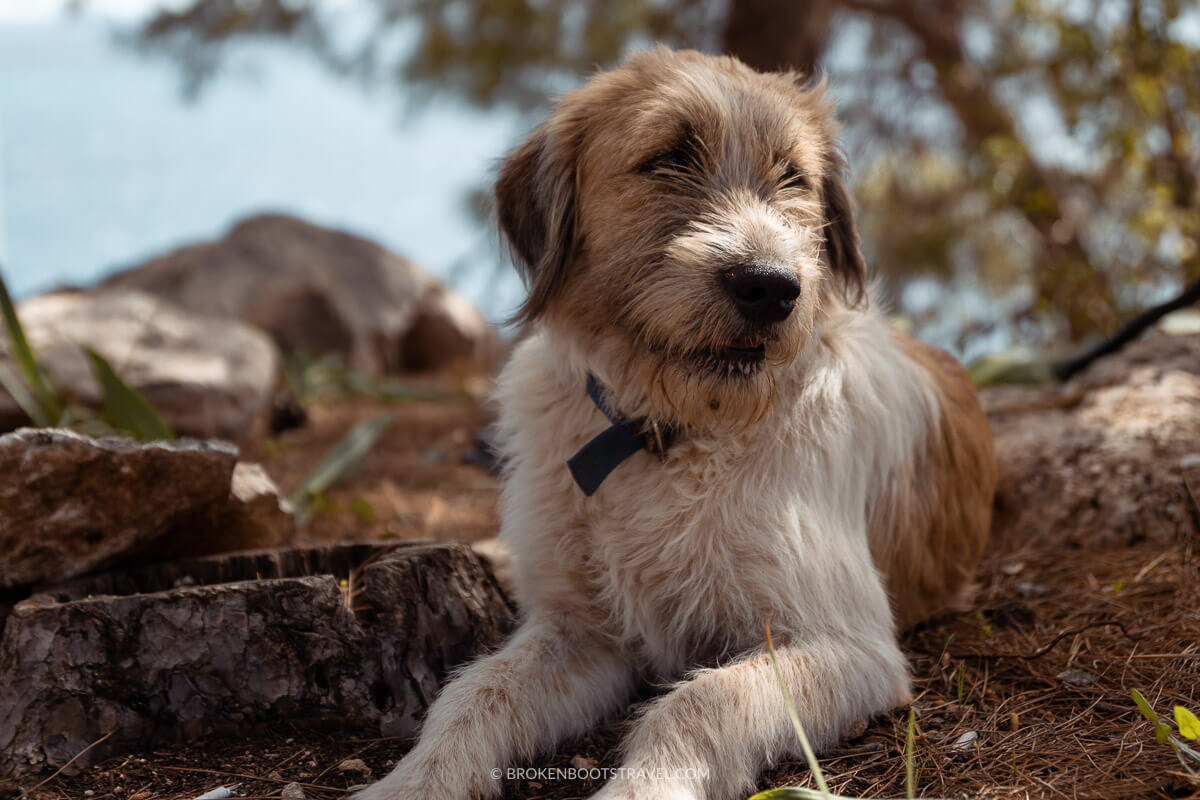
xmin=338 ymin=758 xmax=372 ymax=777
xmin=194 ymin=788 xmax=236 ymax=800
xmin=280 ymin=783 xmax=306 ymax=799
xmin=844 ymin=717 xmax=869 ymax=739
xmin=570 ymin=755 xmax=598 ymax=771
xmin=1058 ymin=668 xmax=1099 ymax=685
xmin=952 ymin=730 xmax=979 ymax=750
xmin=1014 ymin=581 xmax=1048 ymax=598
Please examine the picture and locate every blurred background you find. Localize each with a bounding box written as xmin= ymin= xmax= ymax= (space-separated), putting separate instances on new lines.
xmin=2 ymin=0 xmax=1199 ymax=360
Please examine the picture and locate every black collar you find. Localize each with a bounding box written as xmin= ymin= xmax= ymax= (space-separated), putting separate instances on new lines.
xmin=567 ymin=373 xmax=678 ymax=496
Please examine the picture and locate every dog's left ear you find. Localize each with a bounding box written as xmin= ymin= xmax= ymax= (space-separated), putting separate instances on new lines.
xmin=821 ymin=168 xmax=868 ymax=306
xmin=496 ymin=121 xmax=580 ymax=325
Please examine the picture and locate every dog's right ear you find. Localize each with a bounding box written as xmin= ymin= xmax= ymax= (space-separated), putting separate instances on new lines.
xmin=496 ymin=123 xmax=579 ymax=325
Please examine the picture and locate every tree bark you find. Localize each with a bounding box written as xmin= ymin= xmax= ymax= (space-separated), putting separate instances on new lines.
xmin=722 ymin=0 xmax=835 ymax=76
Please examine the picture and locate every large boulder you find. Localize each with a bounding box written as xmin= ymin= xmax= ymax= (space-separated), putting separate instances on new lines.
xmin=0 ymin=290 xmax=279 ymax=441
xmin=988 ymin=332 xmax=1200 ymax=548
xmin=0 ymin=542 xmax=516 ymax=778
xmin=0 ymin=428 xmax=238 ymax=588
xmin=101 ymin=214 xmax=497 ymax=375
xmin=0 ymin=431 xmax=299 ymax=597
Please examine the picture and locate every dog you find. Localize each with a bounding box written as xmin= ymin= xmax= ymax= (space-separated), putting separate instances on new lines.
xmin=356 ymin=47 xmax=996 ymax=800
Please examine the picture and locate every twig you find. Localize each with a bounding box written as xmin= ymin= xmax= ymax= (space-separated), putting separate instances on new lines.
xmin=1020 ymin=620 xmax=1138 ymax=660
xmin=21 ymin=729 xmax=115 ymax=796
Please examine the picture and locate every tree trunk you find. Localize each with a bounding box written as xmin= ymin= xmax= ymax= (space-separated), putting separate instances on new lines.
xmin=722 ymin=0 xmax=835 ymax=76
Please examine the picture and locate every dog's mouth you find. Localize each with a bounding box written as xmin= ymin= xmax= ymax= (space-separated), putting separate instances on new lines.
xmin=717 ymin=336 xmax=767 ymax=364
xmin=684 ymin=335 xmax=768 ymax=378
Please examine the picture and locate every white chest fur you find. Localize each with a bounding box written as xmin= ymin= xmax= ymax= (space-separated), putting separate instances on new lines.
xmin=494 ymin=311 xmax=934 ymax=677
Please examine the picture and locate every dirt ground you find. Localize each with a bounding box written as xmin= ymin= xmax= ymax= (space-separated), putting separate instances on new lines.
xmin=9 ymin=377 xmax=1200 ymax=800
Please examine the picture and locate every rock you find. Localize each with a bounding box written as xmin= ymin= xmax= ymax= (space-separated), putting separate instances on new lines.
xmin=952 ymin=730 xmax=979 ymax=750
xmin=0 ymin=542 xmax=516 ymax=778
xmin=337 ymin=758 xmax=371 ymax=778
xmin=101 ymin=214 xmax=496 ymax=375
xmin=989 ymin=332 xmax=1200 ymax=548
xmin=0 ymin=291 xmax=279 ymax=441
xmin=0 ymin=428 xmax=237 ymax=588
xmin=570 ymin=755 xmax=598 ymax=771
xmin=193 ymin=789 xmax=237 ymax=800
xmin=844 ymin=717 xmax=869 ymax=740
xmin=280 ymin=783 xmax=306 ymax=799
xmin=1057 ymin=669 xmax=1099 ymax=686
xmin=399 ymin=285 xmax=495 ymax=371
xmin=170 ymin=463 xmax=296 ymax=559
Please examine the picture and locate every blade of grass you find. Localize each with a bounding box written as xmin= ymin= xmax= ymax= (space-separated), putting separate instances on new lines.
xmin=292 ymin=414 xmax=395 ymax=518
xmin=0 ymin=270 xmax=62 ymax=423
xmin=84 ymin=348 xmax=175 ymax=441
xmin=765 ymin=618 xmax=832 ymax=798
xmin=905 ymin=709 xmax=916 ymax=799
xmin=0 ymin=360 xmax=50 ymax=426
xmin=749 ymin=789 xmax=834 ymax=799
xmin=753 ymin=620 xmax=949 ymax=800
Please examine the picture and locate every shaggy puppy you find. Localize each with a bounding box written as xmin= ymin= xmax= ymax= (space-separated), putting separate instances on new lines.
xmin=357 ymin=48 xmax=996 ymax=800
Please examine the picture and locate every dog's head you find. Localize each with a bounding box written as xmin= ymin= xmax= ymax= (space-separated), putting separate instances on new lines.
xmin=497 ymin=48 xmax=867 ymax=430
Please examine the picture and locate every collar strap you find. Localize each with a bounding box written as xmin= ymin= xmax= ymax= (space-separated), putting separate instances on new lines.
xmin=567 ymin=373 xmax=676 ymax=496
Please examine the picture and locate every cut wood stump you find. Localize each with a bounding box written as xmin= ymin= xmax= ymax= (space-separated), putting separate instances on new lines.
xmin=0 ymin=542 xmax=515 ymax=778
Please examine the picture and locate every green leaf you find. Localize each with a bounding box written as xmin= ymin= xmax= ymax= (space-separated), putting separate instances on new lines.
xmin=749 ymin=790 xmax=829 ymax=800
xmin=84 ymin=348 xmax=175 ymax=441
xmin=0 ymin=270 xmax=62 ymax=424
xmin=1132 ymin=689 xmax=1159 ymax=723
xmin=349 ymin=496 xmax=377 ymax=524
xmin=292 ymin=414 xmax=395 ymax=515
xmin=1176 ymin=707 xmax=1200 ymax=741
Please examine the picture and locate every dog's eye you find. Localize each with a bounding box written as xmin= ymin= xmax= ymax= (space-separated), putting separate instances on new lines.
xmin=638 ymin=132 xmax=702 ymax=178
xmin=778 ymin=162 xmax=809 ymax=192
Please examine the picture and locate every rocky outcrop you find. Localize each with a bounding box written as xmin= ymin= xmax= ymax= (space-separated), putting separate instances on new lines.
xmin=988 ymin=332 xmax=1200 ymax=548
xmin=0 ymin=291 xmax=279 ymax=441
xmin=174 ymin=462 xmax=297 ymax=559
xmin=0 ymin=542 xmax=516 ymax=778
xmin=101 ymin=214 xmax=496 ymax=375
xmin=0 ymin=429 xmax=238 ymax=588
xmin=0 ymin=431 xmax=299 ymax=595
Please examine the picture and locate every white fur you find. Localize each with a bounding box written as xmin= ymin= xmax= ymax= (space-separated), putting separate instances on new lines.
xmin=356 ymin=300 xmax=939 ymax=800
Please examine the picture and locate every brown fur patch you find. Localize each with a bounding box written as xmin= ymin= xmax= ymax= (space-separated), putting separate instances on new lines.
xmin=870 ymin=332 xmax=998 ymax=630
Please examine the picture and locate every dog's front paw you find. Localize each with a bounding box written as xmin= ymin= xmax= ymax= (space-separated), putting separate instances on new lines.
xmin=347 ymin=759 xmax=488 ymax=800
xmin=347 ymin=771 xmax=433 ymax=800
xmin=346 ymin=778 xmax=399 ymax=800
xmin=591 ymin=779 xmax=699 ymax=800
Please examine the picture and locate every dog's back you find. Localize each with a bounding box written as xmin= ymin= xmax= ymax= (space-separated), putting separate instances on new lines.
xmin=868 ymin=330 xmax=996 ymax=630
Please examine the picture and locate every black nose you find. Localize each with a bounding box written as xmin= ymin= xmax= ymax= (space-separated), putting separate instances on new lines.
xmin=721 ymin=264 xmax=801 ymax=325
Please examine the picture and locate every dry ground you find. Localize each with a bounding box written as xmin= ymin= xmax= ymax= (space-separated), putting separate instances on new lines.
xmin=10 ymin=379 xmax=1200 ymax=800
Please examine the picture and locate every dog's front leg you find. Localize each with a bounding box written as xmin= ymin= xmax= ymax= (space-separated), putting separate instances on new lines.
xmin=355 ymin=615 xmax=634 ymax=800
xmin=593 ymin=633 xmax=910 ymax=800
